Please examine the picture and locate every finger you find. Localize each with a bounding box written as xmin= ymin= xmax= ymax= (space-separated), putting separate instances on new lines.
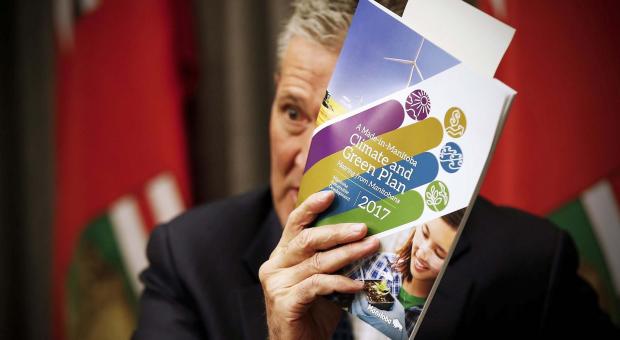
xmin=278 ymin=223 xmax=370 ymax=268
xmin=293 ymin=274 xmax=364 ymax=307
xmin=284 ymin=237 xmax=380 ymax=284
xmin=278 ymin=190 xmax=335 ymax=248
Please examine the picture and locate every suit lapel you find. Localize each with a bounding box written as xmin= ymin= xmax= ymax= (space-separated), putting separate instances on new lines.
xmin=237 ymin=209 xmax=282 ymax=339
xmin=242 ymin=209 xmax=281 ymax=278
xmin=416 ymin=268 xmax=473 ymax=339
xmin=236 ymin=284 xmax=270 ymax=339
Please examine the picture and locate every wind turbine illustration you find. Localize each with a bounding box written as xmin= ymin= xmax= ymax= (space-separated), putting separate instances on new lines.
xmin=384 ymin=38 xmax=425 ymax=88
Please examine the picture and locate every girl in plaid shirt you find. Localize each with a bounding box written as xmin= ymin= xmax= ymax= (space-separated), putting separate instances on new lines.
xmin=349 ymin=209 xmax=465 ymax=337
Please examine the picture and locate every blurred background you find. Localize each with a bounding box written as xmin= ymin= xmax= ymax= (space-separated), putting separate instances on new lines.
xmin=0 ymin=0 xmax=618 ymax=339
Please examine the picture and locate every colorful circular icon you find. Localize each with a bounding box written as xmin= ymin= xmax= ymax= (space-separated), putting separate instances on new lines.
xmin=425 ymin=180 xmax=449 ymax=212
xmin=439 ymin=142 xmax=463 ymax=173
xmin=405 ymin=89 xmax=431 ymax=120
xmin=444 ymin=107 xmax=467 ymax=138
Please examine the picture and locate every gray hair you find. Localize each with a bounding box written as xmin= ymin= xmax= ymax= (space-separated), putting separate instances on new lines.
xmin=276 ymin=0 xmax=406 ymax=69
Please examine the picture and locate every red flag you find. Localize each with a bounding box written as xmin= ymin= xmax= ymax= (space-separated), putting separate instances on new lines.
xmin=52 ymin=0 xmax=196 ymax=338
xmin=478 ymin=0 xmax=620 ymax=324
xmin=479 ymin=0 xmax=620 ymax=215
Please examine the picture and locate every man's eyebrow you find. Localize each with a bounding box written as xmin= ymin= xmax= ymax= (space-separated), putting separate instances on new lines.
xmin=277 ymin=92 xmax=302 ymax=104
xmin=275 ymin=90 xmax=308 ymax=108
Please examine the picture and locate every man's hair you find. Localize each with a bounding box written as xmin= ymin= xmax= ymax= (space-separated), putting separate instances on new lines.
xmin=276 ymin=0 xmax=406 ymax=69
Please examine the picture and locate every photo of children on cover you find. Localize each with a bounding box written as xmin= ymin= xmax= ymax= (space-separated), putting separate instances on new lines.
xmin=342 ymin=208 xmax=465 ymax=339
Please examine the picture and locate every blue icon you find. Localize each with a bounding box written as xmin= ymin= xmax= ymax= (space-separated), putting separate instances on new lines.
xmin=439 ymin=142 xmax=463 ymax=173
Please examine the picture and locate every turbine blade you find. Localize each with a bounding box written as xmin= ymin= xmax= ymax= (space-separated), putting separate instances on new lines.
xmin=384 ymin=57 xmax=416 ymax=64
xmin=408 ymin=65 xmax=414 ymax=87
xmin=415 ymin=64 xmax=424 ymax=81
xmin=413 ymin=38 xmax=425 ymax=62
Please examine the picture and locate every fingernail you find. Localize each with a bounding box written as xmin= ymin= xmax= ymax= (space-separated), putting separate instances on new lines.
xmin=363 ymin=237 xmax=378 ymax=248
xmin=351 ymin=223 xmax=365 ymax=233
xmin=318 ymin=190 xmax=333 ymax=202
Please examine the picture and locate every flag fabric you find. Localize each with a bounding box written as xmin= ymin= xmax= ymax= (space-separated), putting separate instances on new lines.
xmin=66 ymin=174 xmax=185 ymax=339
xmin=478 ymin=0 xmax=620 ymax=324
xmin=548 ymin=175 xmax=620 ymax=323
xmin=52 ymin=0 xmax=196 ymax=339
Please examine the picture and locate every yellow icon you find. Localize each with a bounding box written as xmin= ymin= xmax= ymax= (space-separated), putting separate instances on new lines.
xmin=444 ymin=107 xmax=466 ymax=138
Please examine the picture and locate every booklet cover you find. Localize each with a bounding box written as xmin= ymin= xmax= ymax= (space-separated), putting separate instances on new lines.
xmin=315 ymin=0 xmax=459 ymax=125
xmin=298 ymin=1 xmax=516 ymax=339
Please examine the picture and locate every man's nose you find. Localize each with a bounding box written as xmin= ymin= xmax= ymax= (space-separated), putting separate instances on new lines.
xmin=294 ymin=130 xmax=313 ymax=169
xmin=294 ymin=147 xmax=307 ymax=169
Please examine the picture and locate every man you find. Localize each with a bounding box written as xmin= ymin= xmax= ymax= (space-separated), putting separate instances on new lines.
xmin=134 ymin=0 xmax=618 ymax=339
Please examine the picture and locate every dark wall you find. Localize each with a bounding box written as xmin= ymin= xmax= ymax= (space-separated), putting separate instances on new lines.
xmin=189 ymin=0 xmax=291 ymax=203
xmin=0 ymin=0 xmax=55 ymax=339
xmin=0 ymin=0 xmax=19 ymax=336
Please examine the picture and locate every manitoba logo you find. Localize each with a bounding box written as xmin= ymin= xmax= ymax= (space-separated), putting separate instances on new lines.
xmin=366 ymin=304 xmax=402 ymax=330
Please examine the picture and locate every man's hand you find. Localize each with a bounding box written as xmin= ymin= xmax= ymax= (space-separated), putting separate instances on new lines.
xmin=259 ymin=191 xmax=380 ymax=339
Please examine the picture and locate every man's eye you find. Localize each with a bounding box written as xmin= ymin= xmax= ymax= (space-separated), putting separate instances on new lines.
xmin=286 ymin=107 xmax=301 ymax=121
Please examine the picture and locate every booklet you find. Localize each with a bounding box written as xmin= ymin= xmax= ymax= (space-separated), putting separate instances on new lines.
xmin=402 ymin=0 xmax=515 ymax=78
xmin=297 ymin=1 xmax=516 ymax=339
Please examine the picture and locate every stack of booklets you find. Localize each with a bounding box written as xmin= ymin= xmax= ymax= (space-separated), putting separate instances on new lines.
xmin=297 ymin=0 xmax=516 ymax=339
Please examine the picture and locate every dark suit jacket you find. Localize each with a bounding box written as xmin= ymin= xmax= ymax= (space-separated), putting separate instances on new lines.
xmin=134 ymin=187 xmax=618 ymax=339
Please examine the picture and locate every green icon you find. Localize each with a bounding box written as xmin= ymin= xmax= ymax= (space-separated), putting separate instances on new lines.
xmin=425 ymin=180 xmax=449 ymax=212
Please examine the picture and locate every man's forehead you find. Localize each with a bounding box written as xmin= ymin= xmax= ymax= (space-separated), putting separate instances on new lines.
xmin=276 ymin=36 xmax=337 ymax=101
xmin=292 ymin=36 xmax=338 ymax=63
xmin=280 ymin=37 xmax=330 ymax=75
